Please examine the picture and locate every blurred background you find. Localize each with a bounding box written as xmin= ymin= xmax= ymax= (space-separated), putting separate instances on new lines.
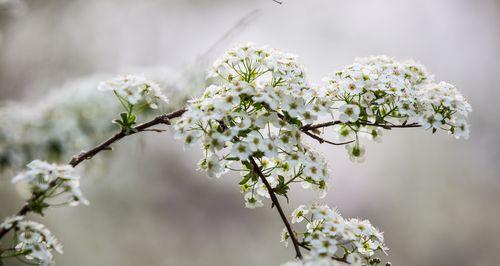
xmin=0 ymin=0 xmax=499 ymax=265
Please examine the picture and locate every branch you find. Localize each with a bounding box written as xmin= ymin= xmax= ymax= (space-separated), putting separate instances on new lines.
xmin=302 ymin=131 xmax=354 ymax=146
xmin=249 ymin=157 xmax=302 ymax=259
xmin=69 ymin=108 xmax=186 ymax=167
xmin=0 ymin=108 xmax=187 ymax=240
xmin=302 ymin=121 xmax=420 ymax=131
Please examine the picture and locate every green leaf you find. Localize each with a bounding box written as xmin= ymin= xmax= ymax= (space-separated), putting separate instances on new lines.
xmin=239 ymin=174 xmax=251 ymax=185
xmin=112 ymin=119 xmax=125 ymax=127
xmin=120 ymin=112 xmax=129 ymax=121
xmin=242 ymin=161 xmax=253 ymax=170
xmin=28 ymin=199 xmax=50 ymax=216
xmin=129 ymin=114 xmax=137 ymax=124
xmin=278 ymin=175 xmax=285 ymax=185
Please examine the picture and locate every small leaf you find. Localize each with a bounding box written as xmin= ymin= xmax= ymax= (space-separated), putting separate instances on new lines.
xmin=129 ymin=114 xmax=137 ymax=124
xmin=239 ymin=174 xmax=251 ymax=185
xmin=242 ymin=161 xmax=253 ymax=170
xmin=120 ymin=112 xmax=129 ymax=121
xmin=278 ymin=175 xmax=285 ymax=185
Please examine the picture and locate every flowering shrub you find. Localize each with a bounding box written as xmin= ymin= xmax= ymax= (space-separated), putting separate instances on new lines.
xmin=0 ymin=44 xmax=471 ymax=265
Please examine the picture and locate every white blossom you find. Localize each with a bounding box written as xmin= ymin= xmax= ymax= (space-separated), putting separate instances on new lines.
xmin=345 ymin=143 xmax=366 ymax=163
xmin=291 ymin=204 xmax=309 ymax=224
xmin=322 ymin=55 xmax=471 ymax=160
xmin=12 ymin=160 xmax=89 ymax=207
xmin=287 ymin=203 xmax=388 ymax=265
xmin=244 ymin=192 xmax=264 ymax=209
xmin=338 ymin=104 xmax=360 ymax=123
xmin=98 ymin=74 xmax=168 ymax=109
xmin=13 ymin=220 xmax=63 ymax=266
xmin=175 ymin=44 xmax=332 ymax=208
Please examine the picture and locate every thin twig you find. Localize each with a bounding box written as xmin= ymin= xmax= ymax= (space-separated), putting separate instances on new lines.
xmin=301 ymin=121 xmax=342 ymax=131
xmin=302 ymin=131 xmax=354 ymax=146
xmin=249 ymin=157 xmax=302 ymax=259
xmin=302 ymin=121 xmax=420 ymax=131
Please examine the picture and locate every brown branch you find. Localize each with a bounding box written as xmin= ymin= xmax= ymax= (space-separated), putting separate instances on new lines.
xmin=302 ymin=120 xmax=420 ymax=131
xmin=302 ymin=131 xmax=354 ymax=146
xmin=68 ymin=108 xmax=186 ymax=167
xmin=249 ymin=157 xmax=302 ymax=259
xmin=0 ymin=108 xmax=187 ymax=240
xmin=301 ymin=121 xmax=342 ymax=131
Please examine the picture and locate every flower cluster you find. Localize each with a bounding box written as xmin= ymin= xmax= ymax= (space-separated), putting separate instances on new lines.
xmin=1 ymin=216 xmax=62 ymax=266
xmin=322 ymin=55 xmax=471 ymax=162
xmin=12 ymin=160 xmax=88 ymax=209
xmin=175 ymin=44 xmax=332 ymax=207
xmin=98 ymin=74 xmax=170 ymax=132
xmin=281 ymin=204 xmax=388 ymax=266
xmin=98 ymin=74 xmax=169 ymax=110
xmin=417 ymin=81 xmax=472 ymax=138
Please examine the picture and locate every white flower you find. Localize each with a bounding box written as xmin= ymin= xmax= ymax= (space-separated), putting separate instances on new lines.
xmin=213 ymin=93 xmax=240 ymax=111
xmin=204 ymin=132 xmax=226 ymax=151
xmin=338 ymin=104 xmax=360 ymax=123
xmin=291 ymin=205 xmax=309 ymax=224
xmin=244 ymin=192 xmax=264 ymax=209
xmin=231 ymin=142 xmax=252 ymax=160
xmin=280 ymin=228 xmax=290 ymax=247
xmin=261 ymin=139 xmax=279 ymax=158
xmin=254 ymin=90 xmax=278 ymax=110
xmin=452 ymin=118 xmax=470 ymax=139
xmin=420 ymin=112 xmax=443 ymax=130
xmin=345 ymin=142 xmax=365 ymax=163
xmin=366 ymin=127 xmax=383 ymax=143
xmin=198 ymin=154 xmax=223 ymax=178
xmin=247 ymin=132 xmax=264 ymax=152
xmin=62 ymin=180 xmax=89 ymax=206
xmin=283 ymin=96 xmax=305 ymax=117
xmin=355 ymin=239 xmax=377 ymax=257
xmin=340 ymin=79 xmax=364 ymax=95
